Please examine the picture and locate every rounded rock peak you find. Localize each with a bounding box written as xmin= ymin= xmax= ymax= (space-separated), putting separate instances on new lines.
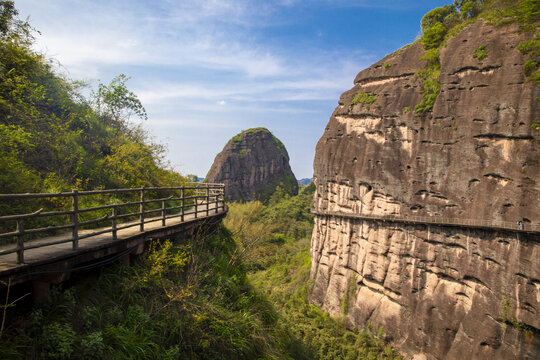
xmin=206 ymin=127 xmax=298 ymax=202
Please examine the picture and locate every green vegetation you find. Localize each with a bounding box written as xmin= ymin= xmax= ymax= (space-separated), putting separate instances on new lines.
xmin=225 ymin=185 xmax=403 ymax=360
xmin=351 ymin=92 xmax=377 ymax=106
xmin=532 ymin=122 xmax=540 ymax=131
xmin=501 ymin=296 xmax=534 ymax=335
xmin=472 ymin=45 xmax=488 ymax=60
xmin=414 ymin=0 xmax=539 ymax=113
xmin=0 ymin=1 xmax=183 ymax=196
xmin=258 ymin=181 xmax=295 ymax=205
xmin=415 ymin=49 xmax=441 ymax=113
xmin=341 ymin=275 xmax=357 ymax=316
xmin=227 ymin=128 xmax=289 ymax=160
xmin=384 ymin=63 xmax=392 ymax=69
xmin=1 ymin=232 xmax=286 ymax=359
xmin=420 ymin=5 xmax=459 ymax=50
xmin=228 ymin=134 xmax=243 ymax=148
xmin=517 ymin=38 xmax=540 ymax=85
xmin=1 ymin=184 xmax=402 ymax=359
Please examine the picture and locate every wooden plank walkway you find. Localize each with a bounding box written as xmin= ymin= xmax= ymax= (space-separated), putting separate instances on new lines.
xmin=0 ymin=184 xmax=227 ymax=292
xmin=0 ymin=206 xmax=224 ymax=274
xmin=313 ymin=210 xmax=540 ymax=234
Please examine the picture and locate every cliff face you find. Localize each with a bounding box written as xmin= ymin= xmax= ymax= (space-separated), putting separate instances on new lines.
xmin=310 ymin=20 xmax=540 ymax=359
xmin=206 ymin=128 xmax=298 ymax=202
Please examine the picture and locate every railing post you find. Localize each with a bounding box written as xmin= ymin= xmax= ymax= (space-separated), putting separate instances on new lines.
xmin=162 ymin=199 xmax=166 ymax=226
xmin=72 ymin=189 xmax=79 ymax=250
xmin=16 ymin=218 xmax=24 ymax=264
xmin=181 ymin=187 xmax=185 ymax=222
xmin=215 ymin=193 xmax=218 ymax=214
xmin=221 ymin=185 xmax=225 ymax=211
xmin=112 ymin=205 xmax=118 ymax=241
xmin=195 ymin=188 xmax=198 ymax=219
xmin=206 ymin=185 xmax=210 ymax=217
xmin=140 ymin=186 xmax=145 ymax=231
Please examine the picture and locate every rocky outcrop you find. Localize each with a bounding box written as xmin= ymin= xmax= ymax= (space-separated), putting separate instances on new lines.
xmin=206 ymin=127 xmax=298 ymax=202
xmin=310 ymin=20 xmax=540 ymax=359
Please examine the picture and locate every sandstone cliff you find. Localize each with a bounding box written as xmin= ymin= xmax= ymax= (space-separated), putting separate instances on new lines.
xmin=310 ymin=19 xmax=540 ymax=359
xmin=206 ymin=128 xmax=298 ymax=202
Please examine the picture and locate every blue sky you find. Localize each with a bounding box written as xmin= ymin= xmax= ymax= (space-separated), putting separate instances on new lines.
xmin=16 ymin=0 xmax=449 ymax=179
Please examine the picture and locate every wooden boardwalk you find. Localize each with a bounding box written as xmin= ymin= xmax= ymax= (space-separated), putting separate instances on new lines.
xmin=0 ymin=184 xmax=226 ymax=291
xmin=0 ymin=206 xmax=224 ymax=274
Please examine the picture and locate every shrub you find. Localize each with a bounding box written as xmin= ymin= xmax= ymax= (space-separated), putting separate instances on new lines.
xmin=80 ymin=331 xmax=105 ymax=360
xmin=518 ymin=38 xmax=540 ymax=85
xmin=41 ymin=322 xmax=76 ymax=360
xmin=455 ymin=0 xmax=485 ymax=18
xmin=421 ymin=22 xmax=447 ymax=50
xmin=421 ymin=5 xmax=458 ymax=31
xmin=472 ymin=45 xmax=488 ymax=60
xmin=415 ymin=67 xmax=441 ymax=113
xmin=352 ymin=92 xmax=377 ymax=106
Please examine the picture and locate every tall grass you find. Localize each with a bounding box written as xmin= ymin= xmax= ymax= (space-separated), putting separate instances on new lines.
xmin=1 ymin=183 xmax=402 ymax=359
xmin=225 ymin=184 xmax=403 ymax=360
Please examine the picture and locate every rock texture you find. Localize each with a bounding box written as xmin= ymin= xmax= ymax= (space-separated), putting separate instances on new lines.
xmin=206 ymin=127 xmax=298 ymax=202
xmin=310 ymin=20 xmax=540 ymax=359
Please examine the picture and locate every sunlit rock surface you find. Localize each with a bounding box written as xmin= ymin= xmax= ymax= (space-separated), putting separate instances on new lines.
xmin=310 ymin=20 xmax=540 ymax=359
xmin=206 ymin=127 xmax=298 ymax=202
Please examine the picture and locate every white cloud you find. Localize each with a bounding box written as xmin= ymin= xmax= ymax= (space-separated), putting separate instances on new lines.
xmin=14 ymin=0 xmax=387 ymax=178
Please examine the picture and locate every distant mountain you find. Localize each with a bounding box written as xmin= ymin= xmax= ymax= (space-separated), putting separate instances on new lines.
xmin=206 ymin=127 xmax=298 ymax=202
xmin=298 ymin=178 xmax=313 ymax=186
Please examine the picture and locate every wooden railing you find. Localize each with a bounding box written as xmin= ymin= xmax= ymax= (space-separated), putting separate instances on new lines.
xmin=312 ymin=210 xmax=540 ymax=233
xmin=0 ymin=183 xmax=225 ymax=264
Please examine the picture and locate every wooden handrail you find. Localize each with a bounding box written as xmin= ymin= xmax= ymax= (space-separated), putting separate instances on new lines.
xmin=0 ymin=183 xmax=226 ymax=264
xmin=0 ymin=182 xmax=224 ymax=199
xmin=312 ymin=210 xmax=540 ymax=233
xmin=0 ymin=208 xmax=44 ymax=221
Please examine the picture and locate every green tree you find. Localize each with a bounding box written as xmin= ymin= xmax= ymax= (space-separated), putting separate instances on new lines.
xmin=0 ymin=0 xmax=33 ymax=44
xmin=93 ymin=74 xmax=147 ymax=133
xmin=0 ymin=0 xmax=16 ymax=37
xmin=454 ymin=0 xmax=484 ymax=18
xmin=421 ymin=22 xmax=448 ymax=50
xmin=421 ymin=5 xmax=457 ymax=31
xmin=0 ymin=124 xmax=39 ymax=192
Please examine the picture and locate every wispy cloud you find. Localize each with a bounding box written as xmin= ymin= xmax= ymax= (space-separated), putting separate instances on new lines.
xmin=15 ymin=0 xmax=422 ymax=178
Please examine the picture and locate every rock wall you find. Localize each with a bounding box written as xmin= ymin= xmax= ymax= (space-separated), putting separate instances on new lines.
xmin=206 ymin=127 xmax=298 ymax=202
xmin=310 ymin=20 xmax=540 ymax=359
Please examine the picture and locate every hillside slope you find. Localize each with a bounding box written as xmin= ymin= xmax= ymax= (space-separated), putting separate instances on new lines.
xmin=0 ymin=2 xmax=183 ymax=197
